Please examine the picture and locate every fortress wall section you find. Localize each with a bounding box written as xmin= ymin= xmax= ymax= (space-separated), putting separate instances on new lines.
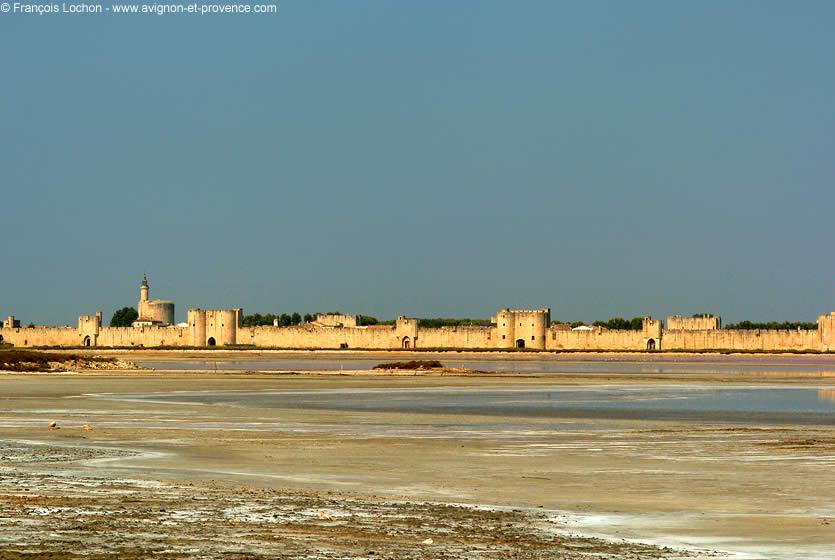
xmin=96 ymin=326 xmax=190 ymax=347
xmin=662 ymin=329 xmax=820 ymax=351
xmin=546 ymin=328 xmax=650 ymax=351
xmin=0 ymin=327 xmax=81 ymax=347
xmin=238 ymin=325 xmax=402 ymax=349
xmin=416 ymin=326 xmax=494 ymax=349
xmin=239 ymin=317 xmax=418 ymax=349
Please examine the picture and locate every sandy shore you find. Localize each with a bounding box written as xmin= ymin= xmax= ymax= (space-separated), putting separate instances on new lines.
xmin=1 ymin=357 xmax=833 ymax=558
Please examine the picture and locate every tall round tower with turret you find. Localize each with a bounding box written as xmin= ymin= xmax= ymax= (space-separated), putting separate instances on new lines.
xmin=135 ymin=274 xmax=175 ymax=326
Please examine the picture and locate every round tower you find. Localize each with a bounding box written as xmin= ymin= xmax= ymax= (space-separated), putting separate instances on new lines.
xmin=188 ymin=308 xmax=207 ymax=347
xmin=526 ymin=309 xmax=550 ymax=350
xmin=219 ymin=309 xmax=238 ymax=346
xmin=494 ymin=309 xmax=516 ymax=349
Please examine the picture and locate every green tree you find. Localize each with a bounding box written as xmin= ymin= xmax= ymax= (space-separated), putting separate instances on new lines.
xmin=726 ymin=320 xmax=817 ymax=330
xmin=279 ymin=313 xmax=292 ymax=327
xmin=110 ymin=307 xmax=138 ymax=327
xmin=242 ymin=313 xmax=279 ymax=327
xmin=303 ymin=313 xmax=314 ymax=323
xmin=592 ymin=316 xmax=644 ymax=330
xmin=291 ymin=312 xmax=302 ymax=325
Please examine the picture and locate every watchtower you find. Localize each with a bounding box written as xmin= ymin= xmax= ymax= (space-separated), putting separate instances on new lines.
xmin=492 ymin=308 xmax=550 ymax=349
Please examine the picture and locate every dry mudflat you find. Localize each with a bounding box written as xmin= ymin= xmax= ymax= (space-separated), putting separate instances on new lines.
xmin=0 ymin=444 xmax=686 ymax=559
xmin=1 ymin=352 xmax=834 ymax=558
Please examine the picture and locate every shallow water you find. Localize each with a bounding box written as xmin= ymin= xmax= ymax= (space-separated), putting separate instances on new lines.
xmin=138 ymin=355 xmax=835 ymax=375
xmin=117 ymin=385 xmax=835 ymax=425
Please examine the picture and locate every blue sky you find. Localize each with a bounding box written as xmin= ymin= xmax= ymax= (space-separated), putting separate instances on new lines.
xmin=1 ymin=1 xmax=833 ymax=325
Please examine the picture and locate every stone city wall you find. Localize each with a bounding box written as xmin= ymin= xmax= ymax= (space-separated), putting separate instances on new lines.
xmin=97 ymin=326 xmax=191 ymax=347
xmin=239 ymin=325 xmax=399 ymax=349
xmin=546 ymin=328 xmax=651 ymax=351
xmin=0 ymin=327 xmax=81 ymax=347
xmin=662 ymin=328 xmax=820 ymax=352
xmin=414 ymin=326 xmax=494 ymax=349
xmin=239 ymin=317 xmax=419 ymax=349
xmin=2 ymin=310 xmax=834 ymax=352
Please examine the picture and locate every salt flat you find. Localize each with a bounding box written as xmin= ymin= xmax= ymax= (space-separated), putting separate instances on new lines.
xmin=0 ymin=354 xmax=833 ymax=558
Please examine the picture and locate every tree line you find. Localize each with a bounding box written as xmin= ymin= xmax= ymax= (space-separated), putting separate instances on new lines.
xmin=592 ymin=317 xmax=645 ymax=330
xmin=245 ymin=314 xmax=645 ymax=330
xmin=725 ymin=320 xmax=817 ymax=330
xmin=242 ymin=313 xmax=382 ymax=327
xmin=242 ymin=314 xmax=491 ymax=328
xmin=243 ymin=313 xmax=305 ymax=327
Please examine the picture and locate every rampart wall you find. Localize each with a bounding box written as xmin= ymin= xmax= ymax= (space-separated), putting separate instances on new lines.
xmin=2 ymin=310 xmax=834 ymax=352
xmin=414 ymin=326 xmax=494 ymax=349
xmin=546 ymin=328 xmax=652 ymax=351
xmin=240 ymin=325 xmax=398 ymax=349
xmin=662 ymin=328 xmax=820 ymax=351
xmin=239 ymin=317 xmax=419 ymax=349
xmin=0 ymin=325 xmax=193 ymax=348
xmin=97 ymin=326 xmax=191 ymax=347
xmin=0 ymin=327 xmax=81 ymax=347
